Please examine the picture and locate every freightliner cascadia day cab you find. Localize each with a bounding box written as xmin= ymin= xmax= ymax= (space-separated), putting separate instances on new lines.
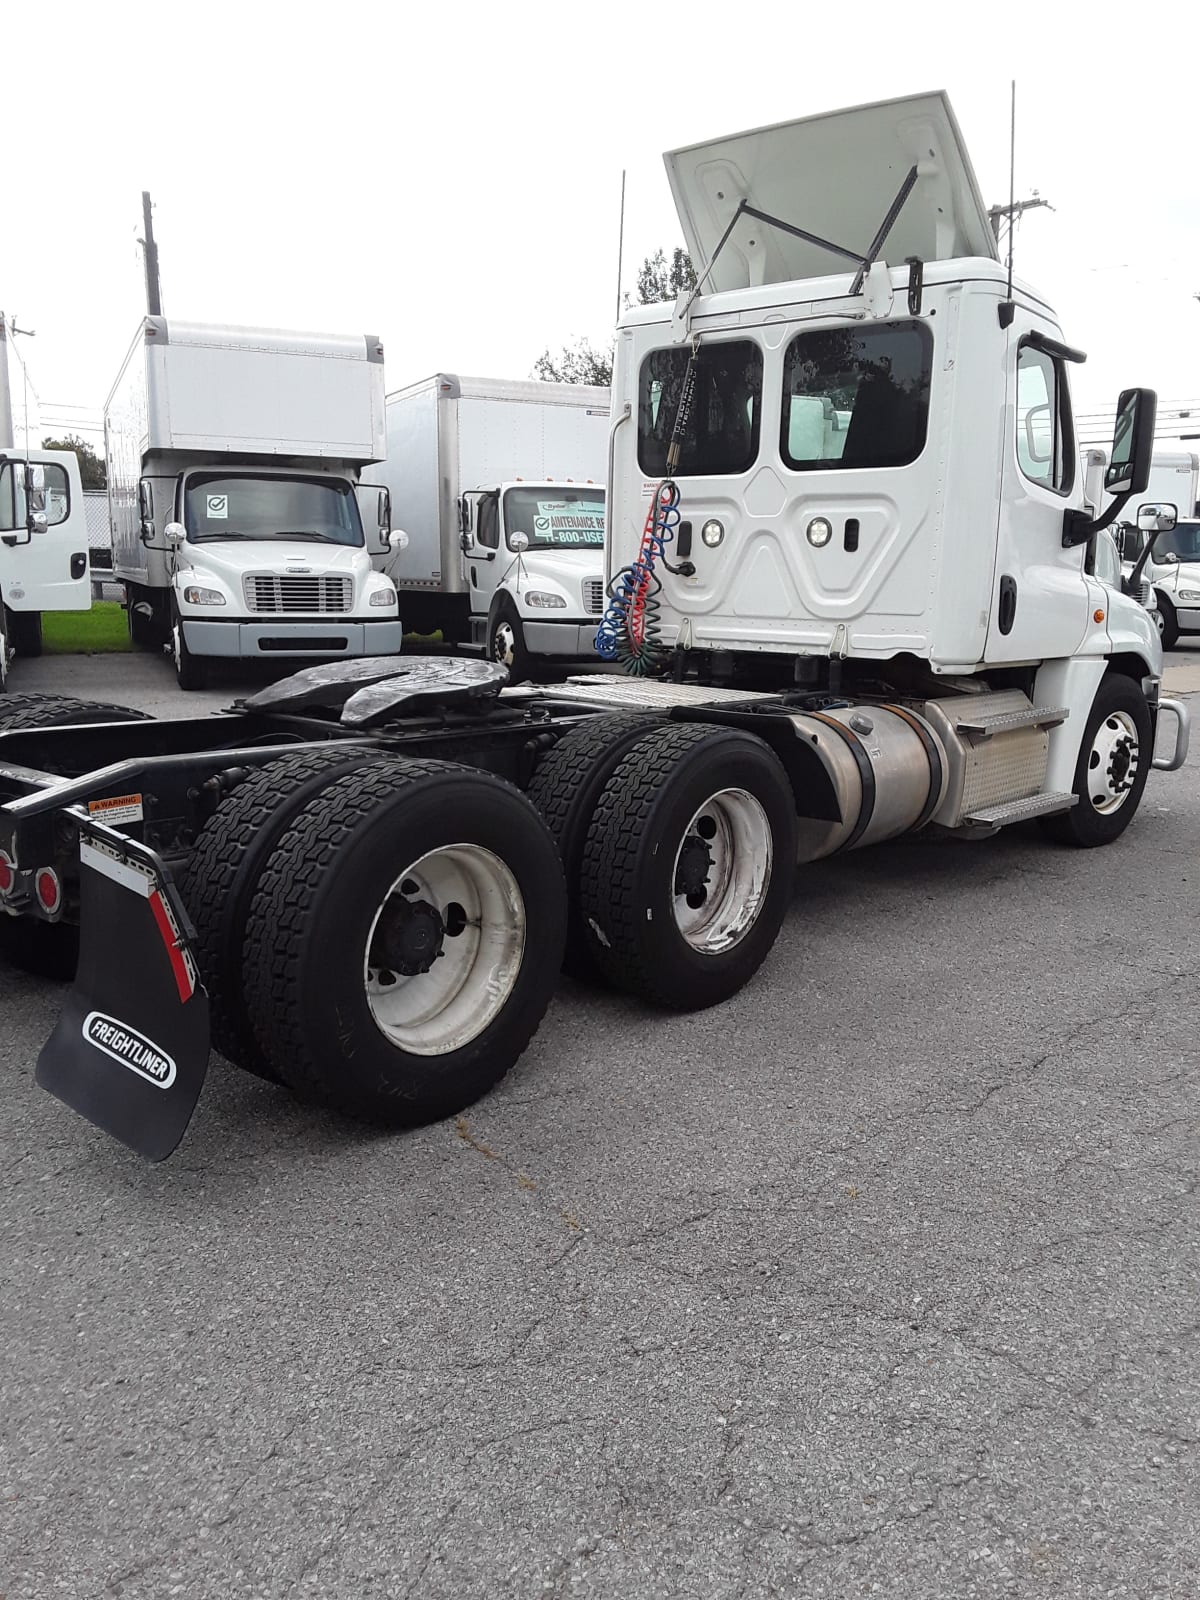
xmin=107 ymin=318 xmax=401 ymax=689
xmin=0 ymin=93 xmax=1189 ymax=1163
xmin=369 ymin=375 xmax=608 ymax=678
xmin=0 ymin=315 xmax=92 ymax=686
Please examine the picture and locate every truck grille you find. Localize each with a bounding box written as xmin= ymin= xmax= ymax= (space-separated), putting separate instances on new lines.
xmin=243 ymin=575 xmax=353 ymax=613
xmin=583 ymin=578 xmax=605 ymax=615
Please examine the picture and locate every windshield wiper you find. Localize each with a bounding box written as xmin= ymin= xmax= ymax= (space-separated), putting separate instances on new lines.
xmin=191 ymin=530 xmax=252 ymax=541
xmin=276 ymin=531 xmax=344 ymax=543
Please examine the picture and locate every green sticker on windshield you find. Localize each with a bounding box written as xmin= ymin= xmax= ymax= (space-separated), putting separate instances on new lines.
xmin=532 ymin=500 xmax=605 ymax=545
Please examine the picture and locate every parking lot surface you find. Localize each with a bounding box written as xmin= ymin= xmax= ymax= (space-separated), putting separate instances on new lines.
xmin=2 ymin=653 xmax=1198 ymax=1599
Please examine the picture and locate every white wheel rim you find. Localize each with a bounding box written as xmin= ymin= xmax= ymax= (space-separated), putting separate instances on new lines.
xmin=1087 ymin=709 xmax=1140 ymax=815
xmin=364 ymin=843 xmax=526 ymax=1056
xmin=172 ymin=623 xmax=183 ymax=672
xmin=493 ymin=622 xmax=516 ymax=666
xmin=670 ymin=787 xmax=773 ymax=953
xmin=1155 ymin=609 xmax=1165 ymax=635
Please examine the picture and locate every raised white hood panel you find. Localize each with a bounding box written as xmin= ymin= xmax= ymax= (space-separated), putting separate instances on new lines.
xmin=665 ymin=91 xmax=998 ymax=293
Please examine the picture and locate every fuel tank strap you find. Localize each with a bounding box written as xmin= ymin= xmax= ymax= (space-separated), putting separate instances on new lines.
xmin=881 ymin=704 xmax=944 ymax=830
xmin=804 ymin=712 xmax=876 ymax=851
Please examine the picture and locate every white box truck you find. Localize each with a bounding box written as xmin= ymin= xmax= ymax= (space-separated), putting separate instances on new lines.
xmin=0 ymin=315 xmax=92 ymax=687
xmin=369 ymin=375 xmax=609 ymax=678
xmin=3 ymin=93 xmax=1192 ymax=1164
xmin=1083 ymin=448 xmax=1199 ymax=643
xmin=106 ymin=317 xmax=402 ymax=689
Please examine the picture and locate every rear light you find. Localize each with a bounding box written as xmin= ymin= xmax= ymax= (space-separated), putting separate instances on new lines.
xmin=35 ymin=868 xmax=62 ymax=916
xmin=0 ymin=852 xmax=14 ymax=895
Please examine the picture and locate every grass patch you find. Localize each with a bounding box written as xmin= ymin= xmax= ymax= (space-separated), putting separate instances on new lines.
xmin=43 ymin=602 xmax=130 ymax=655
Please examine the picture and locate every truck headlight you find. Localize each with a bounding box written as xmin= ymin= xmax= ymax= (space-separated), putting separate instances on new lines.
xmin=1178 ymin=589 xmax=1200 ymax=601
xmin=369 ymin=588 xmax=397 ymax=607
xmin=525 ymin=591 xmax=566 ymax=608
xmin=183 ymin=586 xmax=225 ymax=606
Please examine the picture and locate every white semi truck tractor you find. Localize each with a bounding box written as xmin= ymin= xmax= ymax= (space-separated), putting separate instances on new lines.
xmin=107 ymin=317 xmax=401 ymax=689
xmin=0 ymin=92 xmax=1189 ymax=1163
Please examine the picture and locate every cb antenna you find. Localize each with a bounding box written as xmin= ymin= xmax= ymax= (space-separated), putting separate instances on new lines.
xmin=998 ymin=80 xmax=1017 ymax=328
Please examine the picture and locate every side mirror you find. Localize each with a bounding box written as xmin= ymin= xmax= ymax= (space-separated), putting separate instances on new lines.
xmin=387 ymin=529 xmax=409 ymax=552
xmin=27 ymin=511 xmax=48 ymax=536
xmin=164 ymin=521 xmax=186 ymax=546
xmin=509 ymin=531 xmax=530 ymax=554
xmin=1137 ymin=501 xmax=1177 ymax=534
xmin=1105 ymin=388 xmax=1156 ymax=496
xmin=138 ymin=479 xmax=155 ymax=540
xmin=458 ymin=496 xmax=470 ymax=536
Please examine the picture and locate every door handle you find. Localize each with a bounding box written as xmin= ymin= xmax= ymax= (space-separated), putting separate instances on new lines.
xmin=998 ymin=575 xmax=1018 ymax=635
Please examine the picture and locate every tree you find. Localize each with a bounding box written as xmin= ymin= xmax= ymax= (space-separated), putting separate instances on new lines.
xmin=531 ymin=247 xmax=696 ymax=386
xmin=42 ymin=434 xmax=106 ymax=489
xmin=633 ymin=247 xmax=696 ymax=306
xmin=532 ymin=340 xmax=613 ymax=387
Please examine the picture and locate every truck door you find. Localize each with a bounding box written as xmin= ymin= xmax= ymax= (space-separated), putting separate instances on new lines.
xmin=465 ymin=490 xmax=502 ymax=617
xmin=986 ymin=328 xmax=1090 ymax=662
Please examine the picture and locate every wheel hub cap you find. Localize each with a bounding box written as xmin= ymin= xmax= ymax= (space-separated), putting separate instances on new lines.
xmin=670 ymin=788 xmax=773 ymax=954
xmin=1088 ymin=711 xmax=1140 ymax=814
xmin=373 ymin=895 xmax=446 ymax=977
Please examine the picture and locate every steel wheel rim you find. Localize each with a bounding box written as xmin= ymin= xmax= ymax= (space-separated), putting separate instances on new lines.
xmin=1155 ymin=609 xmax=1165 ymax=636
xmin=670 ymin=787 xmax=773 ymax=953
xmin=1087 ymin=709 xmax=1140 ymax=815
xmin=364 ymin=843 xmax=526 ymax=1056
xmin=492 ymin=621 xmax=516 ymax=667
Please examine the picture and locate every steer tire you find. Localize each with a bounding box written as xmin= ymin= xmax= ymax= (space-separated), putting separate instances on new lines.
xmin=580 ymin=723 xmax=797 ymax=1010
xmin=0 ymin=916 xmax=80 ymax=981
xmin=6 ymin=611 xmax=42 ymax=658
xmin=1037 ymin=673 xmax=1152 ymax=848
xmin=526 ymin=712 xmax=665 ymax=979
xmin=178 ymin=747 xmax=407 ymax=1081
xmin=241 ymin=761 xmax=566 ymax=1125
xmin=1156 ymin=595 xmax=1180 ymax=650
xmin=0 ymin=693 xmax=153 ymax=733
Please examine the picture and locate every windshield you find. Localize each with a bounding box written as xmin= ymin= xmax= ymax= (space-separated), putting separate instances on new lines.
xmin=1153 ymin=521 xmax=1200 ymax=563
xmin=503 ymin=486 xmax=605 ymax=550
xmin=183 ymin=474 xmax=364 ymax=546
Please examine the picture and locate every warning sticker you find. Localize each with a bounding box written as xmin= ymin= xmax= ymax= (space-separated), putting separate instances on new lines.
xmin=206 ymin=493 xmax=228 ymax=519
xmin=87 ymin=793 xmax=144 ymax=825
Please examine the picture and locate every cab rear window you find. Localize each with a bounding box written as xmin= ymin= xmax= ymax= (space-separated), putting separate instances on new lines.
xmin=637 ymin=340 xmax=763 ymax=478
xmin=781 ymin=321 xmax=933 ymax=471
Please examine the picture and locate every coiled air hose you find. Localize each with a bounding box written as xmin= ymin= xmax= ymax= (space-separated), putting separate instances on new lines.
xmin=595 ymin=342 xmax=701 ymax=675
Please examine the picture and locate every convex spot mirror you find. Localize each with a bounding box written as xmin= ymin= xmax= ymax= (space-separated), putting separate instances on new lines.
xmin=164 ymin=521 xmax=186 ymax=545
xmin=1138 ymin=502 xmax=1177 ymax=534
xmin=509 ymin=531 xmax=530 ymax=554
xmin=387 ymin=529 xmax=409 ymax=551
xmin=1105 ymin=388 xmax=1157 ymax=496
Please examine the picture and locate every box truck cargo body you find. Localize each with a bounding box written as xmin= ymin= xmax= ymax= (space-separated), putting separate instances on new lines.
xmin=106 ymin=317 xmax=401 ymax=688
xmin=369 ymin=375 xmax=609 ymax=676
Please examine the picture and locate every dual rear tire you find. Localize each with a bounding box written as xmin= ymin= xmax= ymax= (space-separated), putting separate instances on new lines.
xmin=182 ymin=752 xmax=566 ymax=1125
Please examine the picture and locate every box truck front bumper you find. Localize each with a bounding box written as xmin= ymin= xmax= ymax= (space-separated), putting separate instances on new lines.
xmin=182 ymin=618 xmax=404 ymax=660
xmin=522 ymin=619 xmax=599 ymax=657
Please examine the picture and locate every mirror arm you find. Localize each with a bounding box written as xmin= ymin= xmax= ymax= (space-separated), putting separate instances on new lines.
xmin=1063 ymin=489 xmax=1135 ymax=549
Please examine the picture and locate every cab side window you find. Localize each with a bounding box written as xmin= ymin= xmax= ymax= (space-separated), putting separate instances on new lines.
xmin=1016 ymin=344 xmax=1074 ymax=494
xmin=476 ymin=493 xmax=499 ymax=550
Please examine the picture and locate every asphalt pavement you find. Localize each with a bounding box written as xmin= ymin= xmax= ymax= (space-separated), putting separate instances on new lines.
xmin=2 ymin=650 xmax=1198 ymax=1599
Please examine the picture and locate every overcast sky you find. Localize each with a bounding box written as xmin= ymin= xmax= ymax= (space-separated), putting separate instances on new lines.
xmin=3 ymin=0 xmax=1196 ymax=445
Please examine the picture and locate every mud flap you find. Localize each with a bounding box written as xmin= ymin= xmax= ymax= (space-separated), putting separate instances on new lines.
xmin=35 ymin=827 xmax=210 ymax=1161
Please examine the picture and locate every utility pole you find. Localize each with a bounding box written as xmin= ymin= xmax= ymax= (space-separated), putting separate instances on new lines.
xmin=988 ymin=194 xmax=1053 ymax=243
xmin=0 ymin=313 xmax=12 ymax=451
xmin=140 ymin=191 xmax=163 ymax=317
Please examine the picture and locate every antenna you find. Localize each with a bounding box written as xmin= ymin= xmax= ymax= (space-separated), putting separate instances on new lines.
xmin=615 ymin=169 xmax=626 ymax=323
xmin=996 ymin=81 xmax=1017 ymax=329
